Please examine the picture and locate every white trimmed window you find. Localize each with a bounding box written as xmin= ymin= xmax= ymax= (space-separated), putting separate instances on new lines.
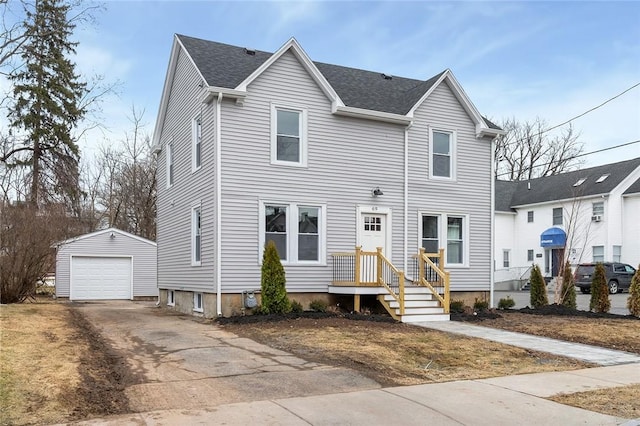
xmin=167 ymin=290 xmax=175 ymax=306
xmin=259 ymin=202 xmax=325 ymax=265
xmin=193 ymin=292 xmax=203 ymax=313
xmin=419 ymin=213 xmax=468 ymax=267
xmin=166 ymin=142 xmax=174 ymax=188
xmin=429 ymin=128 xmax=456 ymax=179
xmin=592 ymin=245 xmax=604 ymax=263
xmin=503 ymin=250 xmax=510 ymax=268
xmin=613 ymin=245 xmax=621 ymax=263
xmin=552 ymin=207 xmax=563 ymax=226
xmin=192 ymin=206 xmax=202 ymax=266
xmin=192 ymin=115 xmax=202 ymax=171
xmin=271 ymin=104 xmax=307 ymax=166
xmin=527 ymin=249 xmax=534 ymax=262
xmin=592 ymin=202 xmax=604 ymax=217
xmin=527 ymin=211 xmax=534 ymax=223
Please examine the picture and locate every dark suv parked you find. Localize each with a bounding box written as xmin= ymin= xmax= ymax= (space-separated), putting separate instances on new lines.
xmin=574 ymin=262 xmax=636 ymax=294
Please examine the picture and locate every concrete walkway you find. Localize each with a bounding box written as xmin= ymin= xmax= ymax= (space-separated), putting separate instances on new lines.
xmin=416 ymin=321 xmax=640 ymax=366
xmin=63 ymin=363 xmax=640 ymax=425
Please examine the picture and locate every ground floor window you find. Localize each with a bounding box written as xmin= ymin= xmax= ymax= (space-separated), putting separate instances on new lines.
xmin=193 ymin=292 xmax=203 ymax=313
xmin=592 ymin=246 xmax=604 ymax=263
xmin=503 ymin=250 xmax=510 ymax=268
xmin=612 ymin=245 xmax=621 ymax=262
xmin=260 ymin=201 xmax=326 ymax=265
xmin=419 ymin=212 xmax=468 ymax=266
xmin=527 ymin=249 xmax=534 ymax=263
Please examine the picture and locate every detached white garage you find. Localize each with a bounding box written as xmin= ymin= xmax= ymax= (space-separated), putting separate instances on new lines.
xmin=55 ymin=228 xmax=157 ymax=300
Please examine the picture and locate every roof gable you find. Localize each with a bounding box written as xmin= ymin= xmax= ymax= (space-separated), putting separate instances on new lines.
xmin=158 ymin=34 xmax=501 ymax=134
xmin=496 ymin=157 xmax=640 ymax=208
xmin=56 ymin=227 xmax=157 ymax=247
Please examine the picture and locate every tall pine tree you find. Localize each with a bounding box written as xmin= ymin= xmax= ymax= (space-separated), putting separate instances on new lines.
xmin=7 ymin=0 xmax=86 ymax=208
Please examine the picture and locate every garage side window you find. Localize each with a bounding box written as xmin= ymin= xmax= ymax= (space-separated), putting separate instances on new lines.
xmin=192 ymin=206 xmax=201 ymax=266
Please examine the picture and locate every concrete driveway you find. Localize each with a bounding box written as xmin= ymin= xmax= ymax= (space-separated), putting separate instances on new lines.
xmin=74 ymin=301 xmax=379 ymax=413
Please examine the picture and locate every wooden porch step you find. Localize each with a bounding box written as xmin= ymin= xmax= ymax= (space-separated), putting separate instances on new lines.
xmin=383 ymin=293 xmax=435 ymax=302
xmin=388 ymin=300 xmax=440 ymax=308
xmin=396 ymin=306 xmax=445 ymax=316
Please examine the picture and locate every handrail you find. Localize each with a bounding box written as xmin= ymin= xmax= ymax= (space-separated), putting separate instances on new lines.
xmin=416 ymin=248 xmax=450 ymax=313
xmin=376 ymin=247 xmax=405 ymax=315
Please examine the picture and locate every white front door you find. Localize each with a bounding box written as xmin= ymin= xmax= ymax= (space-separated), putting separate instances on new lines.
xmin=360 ymin=214 xmax=387 ymax=254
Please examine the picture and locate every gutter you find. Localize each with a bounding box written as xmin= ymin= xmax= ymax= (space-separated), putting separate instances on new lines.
xmin=215 ymin=93 xmax=223 ymax=316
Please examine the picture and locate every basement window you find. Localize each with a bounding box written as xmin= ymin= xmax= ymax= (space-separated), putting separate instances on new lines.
xmin=193 ymin=292 xmax=203 ymax=313
xmin=167 ymin=290 xmax=175 ymax=306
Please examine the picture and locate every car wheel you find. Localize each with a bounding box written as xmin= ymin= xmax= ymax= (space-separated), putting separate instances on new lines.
xmin=608 ymin=280 xmax=618 ymax=294
xmin=580 ymin=287 xmax=590 ymax=294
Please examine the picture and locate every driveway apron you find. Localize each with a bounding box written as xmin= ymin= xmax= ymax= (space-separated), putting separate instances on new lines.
xmin=75 ymin=301 xmax=380 ymax=412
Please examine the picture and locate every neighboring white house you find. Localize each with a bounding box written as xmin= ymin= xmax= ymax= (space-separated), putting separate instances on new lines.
xmin=152 ymin=34 xmax=504 ymax=320
xmin=494 ymin=157 xmax=640 ymax=290
xmin=55 ymin=228 xmax=157 ymax=300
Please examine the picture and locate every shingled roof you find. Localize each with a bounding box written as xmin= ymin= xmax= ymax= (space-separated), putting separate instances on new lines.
xmin=624 ymin=177 xmax=640 ymax=195
xmin=495 ymin=157 xmax=640 ymax=210
xmin=176 ymin=34 xmax=497 ymax=124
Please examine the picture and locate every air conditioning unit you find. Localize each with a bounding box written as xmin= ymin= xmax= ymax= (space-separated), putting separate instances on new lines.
xmin=592 ymin=215 xmax=602 ymax=222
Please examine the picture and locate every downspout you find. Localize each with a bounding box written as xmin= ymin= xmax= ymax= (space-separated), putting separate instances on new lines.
xmin=403 ymin=124 xmax=412 ymax=273
xmin=489 ymin=135 xmax=497 ymax=308
xmin=216 ymin=93 xmax=223 ymax=316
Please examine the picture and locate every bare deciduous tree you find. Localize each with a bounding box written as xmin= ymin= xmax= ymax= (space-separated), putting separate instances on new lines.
xmin=495 ymin=117 xmax=584 ymax=181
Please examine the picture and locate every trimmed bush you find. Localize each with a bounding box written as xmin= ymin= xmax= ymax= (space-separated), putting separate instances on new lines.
xmin=449 ymin=300 xmax=466 ymax=313
xmin=290 ymin=300 xmax=304 ymax=313
xmin=309 ymin=299 xmax=328 ymax=313
xmin=473 ymin=298 xmax=489 ymax=311
xmin=560 ymin=261 xmax=577 ymax=309
xmin=627 ymin=264 xmax=640 ymax=317
xmin=260 ymin=240 xmax=291 ymax=314
xmin=589 ymin=263 xmax=610 ymax=313
xmin=529 ymin=264 xmax=548 ymax=309
xmin=498 ymin=296 xmax=516 ymax=310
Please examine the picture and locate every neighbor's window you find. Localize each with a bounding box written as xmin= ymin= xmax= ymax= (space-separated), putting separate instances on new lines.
xmin=166 ymin=142 xmax=174 ymax=187
xmin=552 ymin=208 xmax=563 ymax=226
xmin=527 ymin=249 xmax=534 ymax=262
xmin=421 ymin=215 xmax=439 ymax=253
xmin=193 ymin=292 xmax=203 ymax=313
xmin=192 ymin=206 xmax=201 ymax=265
xmin=613 ymin=245 xmax=621 ymax=263
xmin=261 ymin=202 xmax=325 ymax=264
xmin=447 ymin=216 xmax=464 ymax=265
xmin=271 ymin=105 xmax=307 ymax=166
xmin=430 ymin=129 xmax=455 ymax=179
xmin=527 ymin=211 xmax=534 ymax=223
xmin=503 ymin=250 xmax=510 ymax=268
xmin=592 ymin=245 xmax=604 ymax=263
xmin=192 ymin=116 xmax=202 ymax=171
xmin=592 ymin=202 xmax=604 ymax=217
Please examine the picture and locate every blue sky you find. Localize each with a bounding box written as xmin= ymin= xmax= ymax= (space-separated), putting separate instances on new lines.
xmin=71 ymin=1 xmax=640 ymax=167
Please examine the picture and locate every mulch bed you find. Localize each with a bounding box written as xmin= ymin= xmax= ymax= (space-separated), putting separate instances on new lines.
xmin=216 ymin=310 xmax=397 ymax=325
xmin=452 ymin=304 xmax=640 ymax=322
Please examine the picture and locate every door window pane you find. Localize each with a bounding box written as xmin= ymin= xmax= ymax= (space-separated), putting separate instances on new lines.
xmin=421 ymin=215 xmax=439 ymax=253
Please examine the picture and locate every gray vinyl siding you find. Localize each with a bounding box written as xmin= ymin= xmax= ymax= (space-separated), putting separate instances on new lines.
xmin=408 ymin=81 xmax=493 ymax=291
xmin=55 ymin=231 xmax=157 ymax=297
xmin=156 ymin=46 xmax=218 ymax=293
xmin=220 ymin=51 xmax=405 ymax=293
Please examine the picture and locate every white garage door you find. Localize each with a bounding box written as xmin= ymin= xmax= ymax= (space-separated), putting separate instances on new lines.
xmin=71 ymin=256 xmax=132 ymax=300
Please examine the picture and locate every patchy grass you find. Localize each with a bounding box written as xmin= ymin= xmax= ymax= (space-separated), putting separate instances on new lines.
xmin=550 ymin=384 xmax=640 ymax=419
xmin=0 ymin=300 xmax=83 ymax=425
xmin=221 ymin=317 xmax=591 ymax=386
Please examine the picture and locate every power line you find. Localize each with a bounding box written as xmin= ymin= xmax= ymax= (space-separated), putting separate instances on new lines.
xmin=496 ymin=139 xmax=640 ymax=178
xmin=499 ymin=82 xmax=640 ymax=148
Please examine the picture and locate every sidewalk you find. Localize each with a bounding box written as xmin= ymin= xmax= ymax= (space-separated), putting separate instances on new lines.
xmin=64 ymin=364 xmax=640 ymax=425
xmin=415 ymin=321 xmax=640 ymax=366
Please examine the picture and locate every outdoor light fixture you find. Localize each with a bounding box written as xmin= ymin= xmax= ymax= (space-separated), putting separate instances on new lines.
xmin=372 ymin=187 xmax=384 ymax=196
xmin=109 ymin=232 xmax=116 ymax=239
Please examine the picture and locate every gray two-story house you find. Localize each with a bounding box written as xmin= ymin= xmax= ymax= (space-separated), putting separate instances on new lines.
xmin=152 ymin=34 xmax=503 ymax=322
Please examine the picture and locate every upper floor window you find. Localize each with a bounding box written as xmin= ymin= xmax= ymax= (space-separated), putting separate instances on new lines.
xmin=192 ymin=206 xmax=201 ymax=266
xmin=527 ymin=211 xmax=534 ymax=223
xmin=192 ymin=116 xmax=202 ymax=171
xmin=429 ymin=129 xmax=456 ymax=180
xmin=260 ymin=202 xmax=325 ymax=264
xmin=271 ymin=104 xmax=307 ymax=167
xmin=592 ymin=202 xmax=604 ymax=217
xmin=552 ymin=207 xmax=563 ymax=226
xmin=166 ymin=142 xmax=174 ymax=188
xmin=419 ymin=213 xmax=467 ymax=267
